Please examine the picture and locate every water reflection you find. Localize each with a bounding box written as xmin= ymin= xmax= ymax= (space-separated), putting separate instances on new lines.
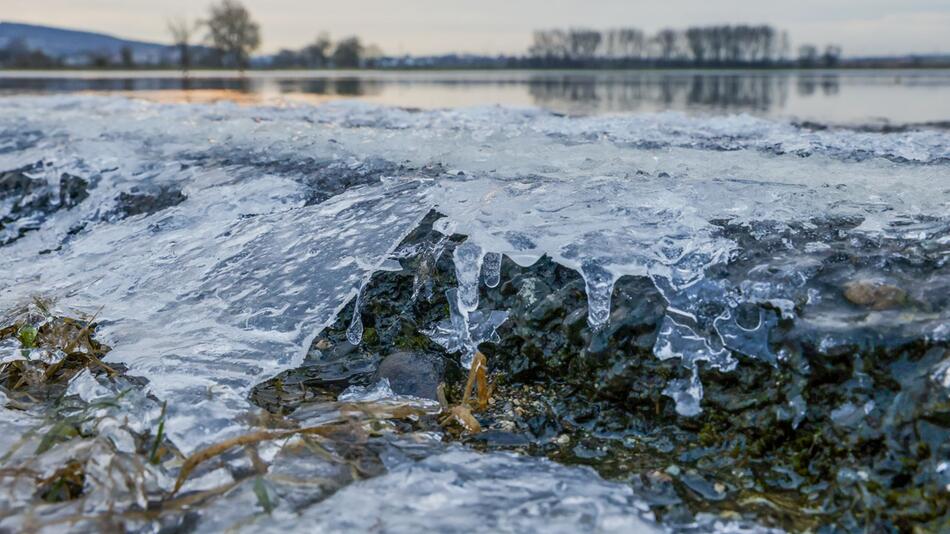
xmin=0 ymin=69 xmax=947 ymax=123
xmin=528 ymin=73 xmax=794 ymax=113
xmin=0 ymin=75 xmax=387 ymax=97
xmin=796 ymin=73 xmax=841 ymax=96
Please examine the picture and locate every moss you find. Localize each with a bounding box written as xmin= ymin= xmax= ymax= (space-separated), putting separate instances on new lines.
xmin=17 ymin=325 xmax=38 ymax=348
xmin=393 ymin=332 xmax=432 ymax=351
xmin=362 ymin=327 xmax=379 ymax=346
xmin=698 ymin=423 xmax=719 ymax=447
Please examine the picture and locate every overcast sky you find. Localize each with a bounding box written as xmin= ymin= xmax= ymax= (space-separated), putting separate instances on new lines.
xmin=4 ymin=0 xmax=950 ymax=56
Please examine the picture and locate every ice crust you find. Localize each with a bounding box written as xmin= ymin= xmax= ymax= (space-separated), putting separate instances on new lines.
xmin=2 ymin=95 xmax=948 ymax=429
xmin=0 ymin=95 xmax=948 ymax=528
xmin=246 ymin=446 xmax=660 ymax=534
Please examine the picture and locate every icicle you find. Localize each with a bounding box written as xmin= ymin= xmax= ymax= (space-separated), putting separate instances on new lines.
xmin=662 ymin=366 xmax=704 ymax=417
xmin=453 ymin=240 xmax=484 ymax=312
xmin=653 ymin=315 xmax=734 ymax=416
xmin=346 ymin=283 xmax=366 ymax=345
xmin=482 ymin=252 xmax=502 ymax=288
xmin=580 ymin=259 xmax=615 ymax=328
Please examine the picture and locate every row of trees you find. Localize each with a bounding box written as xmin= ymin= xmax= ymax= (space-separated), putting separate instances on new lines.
xmin=168 ymin=0 xmax=378 ymax=70
xmin=270 ymin=35 xmax=381 ymax=69
xmin=167 ymin=0 xmax=260 ymax=70
xmin=527 ymin=26 xmax=842 ymax=67
xmin=0 ymin=39 xmax=60 ymax=68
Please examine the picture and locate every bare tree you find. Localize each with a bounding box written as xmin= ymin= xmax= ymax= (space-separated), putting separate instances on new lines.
xmin=120 ymin=46 xmax=135 ymax=68
xmin=822 ymin=45 xmax=843 ymax=67
xmin=302 ymin=33 xmax=332 ymax=68
xmin=526 ymin=24 xmax=790 ymax=67
xmin=568 ymin=29 xmax=602 ymax=61
xmin=167 ymin=16 xmax=197 ymax=72
xmin=617 ymin=28 xmax=645 ymax=60
xmin=798 ymin=45 xmax=819 ymax=67
xmin=204 ymin=0 xmax=261 ymax=70
xmin=654 ymin=29 xmax=679 ymax=62
xmin=529 ymin=29 xmax=569 ymax=60
xmin=686 ymin=28 xmax=707 ymax=64
xmin=332 ymin=37 xmax=363 ymax=68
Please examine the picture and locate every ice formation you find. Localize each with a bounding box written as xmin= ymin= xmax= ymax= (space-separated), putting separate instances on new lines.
xmin=0 ymin=95 xmax=948 ymax=528
xmin=246 ymin=447 xmax=660 ymax=533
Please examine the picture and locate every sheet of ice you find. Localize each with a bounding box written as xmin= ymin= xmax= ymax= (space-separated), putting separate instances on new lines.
xmin=0 ymin=98 xmax=433 ymax=452
xmin=2 ymin=95 xmax=948 ymax=436
xmin=247 ymin=447 xmax=660 ymax=534
xmin=0 ymin=96 xmax=947 ymax=529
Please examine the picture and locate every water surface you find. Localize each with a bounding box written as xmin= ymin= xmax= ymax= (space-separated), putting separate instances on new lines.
xmin=2 ymin=69 xmax=950 ymax=124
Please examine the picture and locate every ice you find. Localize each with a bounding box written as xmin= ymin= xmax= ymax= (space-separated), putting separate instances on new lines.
xmin=581 ymin=259 xmax=617 ymax=328
xmin=0 ymin=95 xmax=948 ymax=528
xmin=482 ymin=251 xmax=502 ymax=288
xmin=345 ymin=282 xmax=366 ymax=345
xmin=424 ymin=288 xmax=508 ymax=368
xmin=453 ymin=239 xmax=485 ymax=312
xmin=654 ymin=315 xmax=735 ymax=416
xmin=245 ymin=446 xmax=660 ymax=534
xmin=3 ymin=95 xmax=947 ymax=426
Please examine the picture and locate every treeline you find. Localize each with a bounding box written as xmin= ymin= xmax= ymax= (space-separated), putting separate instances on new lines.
xmin=169 ymin=1 xmax=380 ymax=70
xmin=0 ymin=0 xmax=382 ymax=70
xmin=270 ymin=35 xmax=382 ymax=69
xmin=526 ymin=25 xmax=842 ymax=67
xmin=0 ymin=39 xmax=61 ymax=68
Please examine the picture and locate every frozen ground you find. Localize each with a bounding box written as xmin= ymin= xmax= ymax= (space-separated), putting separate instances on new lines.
xmin=0 ymin=96 xmax=948 ymax=531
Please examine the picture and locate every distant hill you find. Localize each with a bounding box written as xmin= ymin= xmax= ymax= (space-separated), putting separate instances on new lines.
xmin=0 ymin=22 xmax=172 ymax=64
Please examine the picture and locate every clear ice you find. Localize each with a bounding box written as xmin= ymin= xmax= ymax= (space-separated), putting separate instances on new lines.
xmin=1 ymin=95 xmax=948 ymax=529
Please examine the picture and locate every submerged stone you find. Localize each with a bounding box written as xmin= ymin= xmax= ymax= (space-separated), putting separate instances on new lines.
xmin=372 ymin=351 xmax=445 ymax=401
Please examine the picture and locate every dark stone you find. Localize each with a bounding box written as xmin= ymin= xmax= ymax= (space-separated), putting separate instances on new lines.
xmin=114 ymin=186 xmax=187 ymax=218
xmin=467 ymin=430 xmax=531 ymax=447
xmin=372 ymin=351 xmax=445 ymax=401
xmin=58 ymin=174 xmax=89 ymax=208
xmin=1 ymin=163 xmax=92 ymax=246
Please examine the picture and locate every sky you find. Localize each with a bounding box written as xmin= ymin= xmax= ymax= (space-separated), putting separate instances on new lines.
xmin=3 ymin=0 xmax=950 ymax=56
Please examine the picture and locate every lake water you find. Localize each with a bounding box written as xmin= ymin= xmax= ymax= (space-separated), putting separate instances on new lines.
xmin=2 ymin=69 xmax=950 ymax=125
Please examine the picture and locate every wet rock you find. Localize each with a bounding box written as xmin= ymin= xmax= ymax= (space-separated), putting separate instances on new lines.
xmin=0 ymin=163 xmax=43 ymax=199
xmin=372 ymin=351 xmax=445 ymax=401
xmin=467 ymin=430 xmax=531 ymax=447
xmin=113 ymin=186 xmax=187 ymax=218
xmin=843 ymin=280 xmax=908 ymax=310
xmin=58 ymin=174 xmax=89 ymax=208
xmin=1 ymin=163 xmax=91 ymax=246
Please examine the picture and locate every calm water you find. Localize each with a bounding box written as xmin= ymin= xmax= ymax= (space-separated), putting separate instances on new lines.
xmin=2 ymin=69 xmax=950 ymax=125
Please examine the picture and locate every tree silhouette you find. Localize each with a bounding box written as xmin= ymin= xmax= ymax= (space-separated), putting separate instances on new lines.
xmin=204 ymin=0 xmax=261 ymax=70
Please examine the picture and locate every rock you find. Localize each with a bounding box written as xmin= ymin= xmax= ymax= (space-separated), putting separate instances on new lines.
xmin=58 ymin=173 xmax=89 ymax=208
xmin=113 ymin=186 xmax=187 ymax=218
xmin=468 ymin=430 xmax=531 ymax=447
xmin=1 ymin=163 xmax=92 ymax=246
xmin=843 ymin=280 xmax=908 ymax=310
xmin=372 ymin=351 xmax=445 ymax=401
